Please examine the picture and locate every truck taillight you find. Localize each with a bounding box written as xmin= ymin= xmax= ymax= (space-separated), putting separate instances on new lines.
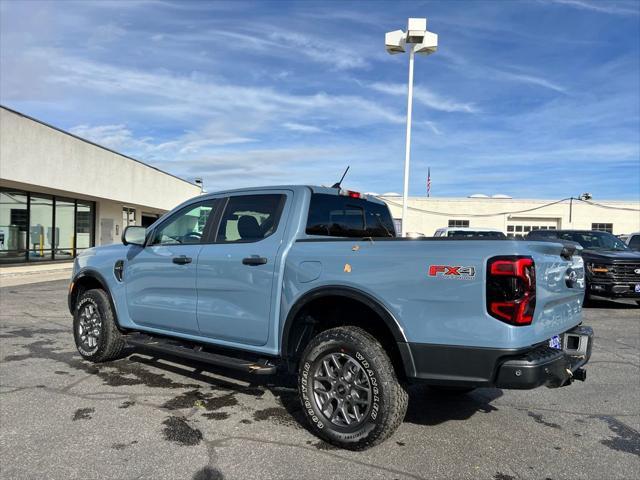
xmin=486 ymin=256 xmax=536 ymax=326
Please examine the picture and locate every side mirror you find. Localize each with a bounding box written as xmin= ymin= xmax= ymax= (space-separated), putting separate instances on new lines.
xmin=122 ymin=226 xmax=146 ymax=246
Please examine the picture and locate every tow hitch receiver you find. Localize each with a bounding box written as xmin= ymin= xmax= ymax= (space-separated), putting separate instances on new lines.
xmin=573 ymin=368 xmax=587 ymax=382
xmin=495 ymin=325 xmax=593 ymax=389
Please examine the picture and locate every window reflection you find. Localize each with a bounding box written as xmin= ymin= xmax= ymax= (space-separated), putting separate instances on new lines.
xmin=29 ymin=194 xmax=53 ymax=261
xmin=0 ymin=190 xmax=28 ymax=263
xmin=0 ymin=187 xmax=96 ymax=264
xmin=76 ymin=202 xmax=93 ymax=249
xmin=55 ymin=198 xmax=75 ymax=259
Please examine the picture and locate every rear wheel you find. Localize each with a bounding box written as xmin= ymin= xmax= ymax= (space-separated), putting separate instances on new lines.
xmin=73 ymin=289 xmax=125 ymax=362
xmin=298 ymin=326 xmax=408 ymax=450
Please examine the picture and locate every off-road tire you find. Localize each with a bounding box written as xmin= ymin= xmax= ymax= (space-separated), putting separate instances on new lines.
xmin=73 ymin=288 xmax=125 ymax=362
xmin=298 ymin=326 xmax=408 ymax=450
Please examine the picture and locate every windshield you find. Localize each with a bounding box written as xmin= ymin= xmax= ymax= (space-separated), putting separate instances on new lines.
xmin=448 ymin=230 xmax=506 ymax=239
xmin=558 ymin=231 xmax=629 ymax=251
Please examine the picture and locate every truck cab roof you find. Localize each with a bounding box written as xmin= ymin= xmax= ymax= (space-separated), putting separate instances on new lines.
xmin=198 ymin=185 xmax=388 ymax=206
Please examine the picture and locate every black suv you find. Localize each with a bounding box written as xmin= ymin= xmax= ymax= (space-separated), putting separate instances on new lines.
xmin=527 ymin=229 xmax=640 ymax=304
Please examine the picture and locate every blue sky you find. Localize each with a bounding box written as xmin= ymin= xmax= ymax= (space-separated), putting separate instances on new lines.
xmin=1 ymin=0 xmax=639 ymax=199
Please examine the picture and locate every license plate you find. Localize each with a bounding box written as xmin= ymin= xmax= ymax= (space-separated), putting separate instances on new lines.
xmin=635 ymin=284 xmax=640 ymax=293
xmin=549 ymin=335 xmax=562 ymax=350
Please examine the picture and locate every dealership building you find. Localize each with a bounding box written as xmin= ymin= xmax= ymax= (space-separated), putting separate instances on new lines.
xmin=381 ymin=195 xmax=640 ymax=238
xmin=1 ymin=105 xmax=638 ymax=265
xmin=0 ymin=106 xmax=201 ymax=265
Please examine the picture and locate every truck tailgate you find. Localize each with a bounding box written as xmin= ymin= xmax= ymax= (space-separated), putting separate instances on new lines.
xmin=526 ymin=241 xmax=584 ymax=344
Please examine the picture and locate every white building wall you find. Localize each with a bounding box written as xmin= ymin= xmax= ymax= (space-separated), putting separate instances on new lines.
xmin=0 ymin=107 xmax=202 ymax=256
xmin=381 ymin=196 xmax=640 ymax=236
xmin=0 ymin=107 xmax=200 ymax=211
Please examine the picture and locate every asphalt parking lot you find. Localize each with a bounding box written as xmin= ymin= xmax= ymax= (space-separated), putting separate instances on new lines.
xmin=0 ymin=280 xmax=638 ymax=480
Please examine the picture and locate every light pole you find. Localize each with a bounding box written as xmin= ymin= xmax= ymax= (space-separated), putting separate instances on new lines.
xmin=385 ymin=18 xmax=438 ymax=237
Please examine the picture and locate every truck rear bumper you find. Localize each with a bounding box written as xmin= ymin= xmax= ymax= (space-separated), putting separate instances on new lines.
xmin=402 ymin=325 xmax=593 ymax=389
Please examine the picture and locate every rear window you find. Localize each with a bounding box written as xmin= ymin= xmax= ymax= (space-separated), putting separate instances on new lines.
xmin=306 ymin=193 xmax=395 ymax=238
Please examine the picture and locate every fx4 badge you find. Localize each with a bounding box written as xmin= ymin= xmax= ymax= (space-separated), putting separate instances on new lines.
xmin=429 ymin=265 xmax=476 ymax=280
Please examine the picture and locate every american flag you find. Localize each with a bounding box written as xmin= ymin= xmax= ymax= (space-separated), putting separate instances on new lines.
xmin=427 ymin=167 xmax=431 ymax=197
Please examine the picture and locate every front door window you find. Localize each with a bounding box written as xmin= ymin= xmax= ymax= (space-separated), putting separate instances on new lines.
xmin=149 ymin=202 xmax=215 ymax=246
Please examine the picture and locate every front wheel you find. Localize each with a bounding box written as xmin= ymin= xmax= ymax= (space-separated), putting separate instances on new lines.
xmin=298 ymin=326 xmax=408 ymax=450
xmin=73 ymin=289 xmax=126 ymax=362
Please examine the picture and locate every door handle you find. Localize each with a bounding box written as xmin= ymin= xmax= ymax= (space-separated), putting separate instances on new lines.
xmin=172 ymin=255 xmax=192 ymax=265
xmin=242 ymin=256 xmax=268 ymax=266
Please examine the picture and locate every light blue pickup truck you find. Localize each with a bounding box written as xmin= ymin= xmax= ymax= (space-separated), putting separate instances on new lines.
xmin=69 ymin=185 xmax=593 ymax=449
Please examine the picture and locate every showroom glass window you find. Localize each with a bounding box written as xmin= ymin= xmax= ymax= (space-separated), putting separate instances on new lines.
xmin=76 ymin=201 xmax=94 ymax=251
xmin=0 ymin=187 xmax=96 ymax=264
xmin=55 ymin=198 xmax=75 ymax=260
xmin=0 ymin=189 xmax=29 ymax=263
xmin=29 ymin=194 xmax=53 ymax=261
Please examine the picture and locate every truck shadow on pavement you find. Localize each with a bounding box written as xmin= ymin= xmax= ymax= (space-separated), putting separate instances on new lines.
xmin=1 ymin=331 xmax=504 ymax=440
xmin=129 ymin=349 xmax=504 ymax=430
xmin=404 ymin=386 xmax=503 ymax=426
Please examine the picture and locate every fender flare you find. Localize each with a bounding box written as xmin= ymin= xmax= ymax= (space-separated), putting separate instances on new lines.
xmin=69 ymin=269 xmax=120 ymax=327
xmin=281 ymin=285 xmax=408 ymax=357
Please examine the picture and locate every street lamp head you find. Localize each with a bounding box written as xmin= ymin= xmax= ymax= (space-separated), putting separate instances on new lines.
xmin=385 ymin=19 xmax=437 ymax=56
xmin=414 ymin=30 xmax=438 ymax=56
xmin=385 ymin=29 xmax=406 ymax=54
xmin=406 ymin=18 xmax=427 ymax=43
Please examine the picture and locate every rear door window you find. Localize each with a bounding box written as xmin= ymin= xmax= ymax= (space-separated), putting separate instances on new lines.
xmin=306 ymin=193 xmax=395 ymax=238
xmin=216 ymin=194 xmax=285 ymax=243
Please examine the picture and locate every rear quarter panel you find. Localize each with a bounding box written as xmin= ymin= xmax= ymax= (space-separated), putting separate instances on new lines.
xmin=283 ymin=239 xmax=583 ymax=349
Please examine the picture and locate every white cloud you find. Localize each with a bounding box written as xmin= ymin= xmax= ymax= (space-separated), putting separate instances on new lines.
xmin=369 ymin=82 xmax=479 ymax=113
xmin=496 ymin=71 xmax=566 ymax=93
xmin=36 ymin=52 xmax=403 ymax=130
xmin=283 ymin=122 xmax=325 ymax=133
xmin=267 ymin=30 xmax=369 ymax=70
xmin=87 ymin=24 xmax=127 ymax=48
xmin=546 ymin=0 xmax=640 ymax=15
xmin=161 ymin=26 xmax=370 ymax=71
xmin=69 ymin=124 xmax=149 ymax=152
xmin=69 ymin=123 xmax=255 ymax=161
xmin=439 ymin=50 xmax=568 ymax=94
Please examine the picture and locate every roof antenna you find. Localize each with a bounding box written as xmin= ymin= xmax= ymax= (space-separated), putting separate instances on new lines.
xmin=331 ymin=166 xmax=350 ymax=189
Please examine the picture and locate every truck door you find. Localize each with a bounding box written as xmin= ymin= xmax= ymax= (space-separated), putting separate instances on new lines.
xmin=196 ymin=192 xmax=290 ymax=346
xmin=124 ymin=199 xmax=218 ymax=334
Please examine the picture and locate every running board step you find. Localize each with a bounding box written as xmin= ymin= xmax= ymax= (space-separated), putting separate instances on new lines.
xmin=124 ymin=333 xmax=278 ymax=375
